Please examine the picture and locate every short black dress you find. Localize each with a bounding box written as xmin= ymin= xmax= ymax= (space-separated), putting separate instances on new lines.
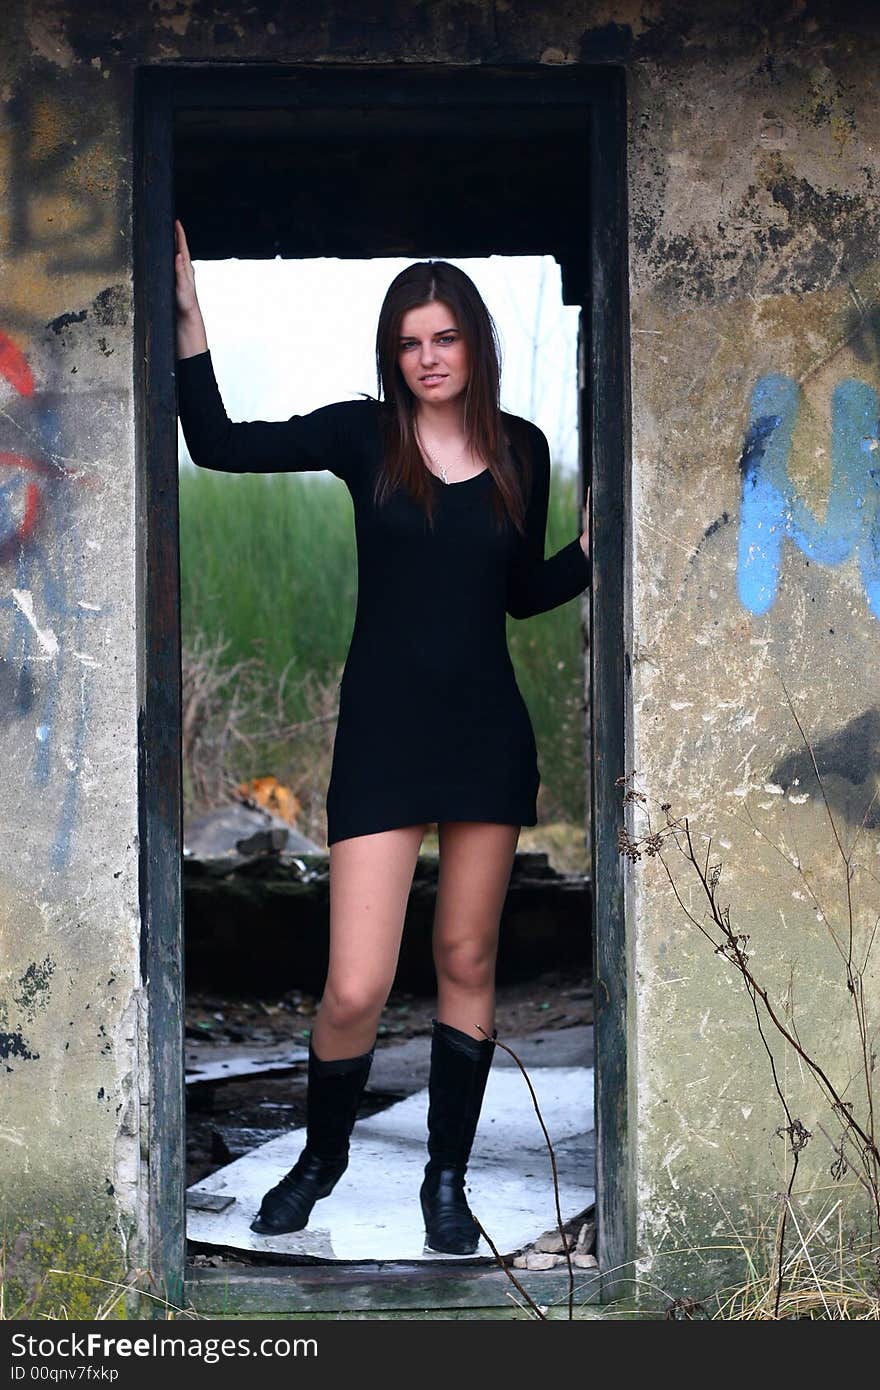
xmin=176 ymin=350 xmax=591 ymax=845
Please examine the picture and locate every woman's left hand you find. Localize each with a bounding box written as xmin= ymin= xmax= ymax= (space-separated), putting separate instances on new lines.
xmin=579 ymin=484 xmax=591 ymax=557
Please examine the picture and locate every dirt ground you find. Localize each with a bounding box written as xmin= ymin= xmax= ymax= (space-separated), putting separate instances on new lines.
xmin=186 ymin=963 xmax=593 ymax=1052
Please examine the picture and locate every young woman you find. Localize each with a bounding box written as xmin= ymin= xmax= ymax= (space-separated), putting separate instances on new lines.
xmin=174 ymin=219 xmax=591 ymax=1255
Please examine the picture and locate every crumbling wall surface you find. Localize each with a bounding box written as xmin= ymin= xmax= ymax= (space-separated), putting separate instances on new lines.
xmin=0 ymin=23 xmax=142 ymax=1315
xmin=625 ymin=8 xmax=880 ymax=1304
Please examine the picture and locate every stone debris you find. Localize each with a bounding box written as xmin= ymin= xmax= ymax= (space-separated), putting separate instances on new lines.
xmin=513 ymin=1252 xmax=562 ymax=1270
xmin=184 ymin=801 xmax=322 ymax=859
xmin=510 ymin=1208 xmax=596 ymax=1271
xmin=576 ymin=1218 xmax=596 ymax=1253
xmin=235 ymin=825 xmax=290 ymax=856
xmin=533 ymin=1229 xmax=575 ymax=1254
xmin=512 ymin=1248 xmax=599 ymax=1271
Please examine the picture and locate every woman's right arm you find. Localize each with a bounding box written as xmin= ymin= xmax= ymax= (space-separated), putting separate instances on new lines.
xmin=175 ymin=218 xmax=209 ymax=360
xmin=174 ymin=219 xmax=349 ymax=477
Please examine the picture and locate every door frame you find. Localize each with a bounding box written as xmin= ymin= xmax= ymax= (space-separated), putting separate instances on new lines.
xmin=133 ymin=61 xmax=632 ymax=1311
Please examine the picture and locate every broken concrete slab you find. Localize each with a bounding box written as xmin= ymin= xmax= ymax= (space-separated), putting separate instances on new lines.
xmin=185 ymin=1040 xmax=309 ymax=1086
xmin=366 ymin=1025 xmax=594 ymax=1096
xmin=186 ymin=1066 xmax=594 ymax=1263
xmin=184 ymin=802 xmax=322 ymax=859
xmin=182 ymin=1025 xmax=592 ymax=1101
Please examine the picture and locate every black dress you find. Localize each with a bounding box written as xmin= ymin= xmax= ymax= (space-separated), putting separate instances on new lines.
xmin=176 ymin=350 xmax=591 ymax=845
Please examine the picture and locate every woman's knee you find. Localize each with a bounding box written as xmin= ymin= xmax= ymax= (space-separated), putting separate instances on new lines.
xmin=434 ymin=935 xmax=497 ymax=991
xmin=320 ymin=976 xmax=391 ymax=1032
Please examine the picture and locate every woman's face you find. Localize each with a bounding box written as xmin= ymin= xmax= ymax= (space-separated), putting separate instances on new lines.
xmin=397 ymin=301 xmax=470 ymax=406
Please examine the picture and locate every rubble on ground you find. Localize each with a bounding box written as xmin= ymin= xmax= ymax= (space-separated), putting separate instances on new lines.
xmin=512 ymin=1213 xmax=597 ymax=1269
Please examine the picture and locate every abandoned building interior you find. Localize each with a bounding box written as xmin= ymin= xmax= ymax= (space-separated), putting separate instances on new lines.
xmin=171 ymin=65 xmax=602 ymax=1298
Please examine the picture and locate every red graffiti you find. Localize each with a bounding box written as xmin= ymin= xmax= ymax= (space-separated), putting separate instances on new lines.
xmin=0 ymin=331 xmax=35 ymax=397
xmin=0 ymin=453 xmax=43 ymax=562
xmin=0 ymin=328 xmax=97 ymax=565
xmin=0 ymin=332 xmax=43 ymax=563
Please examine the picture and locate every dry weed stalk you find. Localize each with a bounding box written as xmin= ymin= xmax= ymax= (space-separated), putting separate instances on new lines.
xmin=713 ymin=1199 xmax=880 ymax=1319
xmin=468 ymin=1028 xmax=599 ymax=1320
xmin=617 ymin=676 xmax=880 ymax=1317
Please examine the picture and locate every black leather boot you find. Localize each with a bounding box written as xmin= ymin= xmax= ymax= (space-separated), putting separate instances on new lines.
xmin=419 ymin=1018 xmax=497 ymax=1255
xmin=250 ymin=1035 xmax=374 ymax=1235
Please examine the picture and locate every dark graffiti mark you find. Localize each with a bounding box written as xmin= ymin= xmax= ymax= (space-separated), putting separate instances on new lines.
xmin=702 ymin=511 xmax=730 ymax=541
xmin=685 ymin=510 xmax=732 ymax=577
xmin=92 ymin=285 xmax=128 ymax=328
xmin=842 ymin=298 xmax=880 ymax=367
xmin=0 ymin=1030 xmax=39 ymax=1065
xmin=45 ymin=287 xmax=129 ymax=350
xmin=1 ymin=955 xmax=54 ymax=1070
xmin=737 ymin=374 xmax=880 ymax=617
xmin=738 ymin=411 xmax=782 ymax=485
xmin=578 ymin=22 xmax=634 ymax=61
xmin=6 ymin=87 xmax=125 ymax=276
xmin=48 ymin=309 xmax=88 ymax=335
xmin=0 ymin=654 xmax=36 ymax=720
xmin=638 ymin=169 xmax=880 ymax=308
xmin=13 ymin=956 xmax=56 ymax=1024
xmin=771 ymin=707 xmax=880 ymax=830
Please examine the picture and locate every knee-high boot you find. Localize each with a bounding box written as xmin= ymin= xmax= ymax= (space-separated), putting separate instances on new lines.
xmin=250 ymin=1034 xmax=374 ymax=1235
xmin=419 ymin=1017 xmax=497 ymax=1255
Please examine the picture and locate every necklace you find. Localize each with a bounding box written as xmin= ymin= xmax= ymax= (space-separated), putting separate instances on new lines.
xmin=414 ymin=418 xmax=470 ymax=484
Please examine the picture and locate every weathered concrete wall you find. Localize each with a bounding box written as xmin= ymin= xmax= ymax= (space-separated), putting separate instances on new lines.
xmin=0 ymin=22 xmax=143 ymax=1314
xmin=1 ymin=0 xmax=877 ymax=1312
xmin=625 ymin=11 xmax=880 ymax=1299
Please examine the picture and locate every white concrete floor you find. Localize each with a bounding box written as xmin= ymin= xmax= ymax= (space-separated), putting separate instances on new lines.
xmin=186 ymin=1065 xmax=595 ymax=1262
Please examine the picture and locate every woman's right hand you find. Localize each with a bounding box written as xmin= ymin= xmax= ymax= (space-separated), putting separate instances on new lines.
xmin=579 ymin=483 xmax=591 ymax=558
xmin=175 ymin=218 xmax=199 ymax=316
xmin=174 ymin=218 xmax=208 ymax=358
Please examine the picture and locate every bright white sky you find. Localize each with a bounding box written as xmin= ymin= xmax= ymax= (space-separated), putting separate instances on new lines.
xmin=178 ymin=255 xmax=580 ymax=471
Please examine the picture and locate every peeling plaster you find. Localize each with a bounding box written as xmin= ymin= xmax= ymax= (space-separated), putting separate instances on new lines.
xmin=10 ymin=588 xmax=59 ymax=658
xmin=24 ymin=9 xmax=77 ymax=69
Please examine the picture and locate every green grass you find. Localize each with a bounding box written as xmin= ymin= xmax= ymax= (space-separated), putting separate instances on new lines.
xmin=179 ymin=462 xmax=587 ymax=829
xmin=180 ymin=467 xmax=357 ymax=686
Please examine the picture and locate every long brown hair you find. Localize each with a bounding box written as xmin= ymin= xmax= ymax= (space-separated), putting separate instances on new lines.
xmin=370 ymin=260 xmax=533 ymax=535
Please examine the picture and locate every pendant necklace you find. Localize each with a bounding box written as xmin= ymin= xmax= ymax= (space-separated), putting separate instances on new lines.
xmin=414 ymin=419 xmax=469 ymax=484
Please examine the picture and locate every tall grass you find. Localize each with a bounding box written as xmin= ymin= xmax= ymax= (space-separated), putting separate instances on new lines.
xmin=179 ymin=462 xmax=587 ymax=831
xmin=179 ymin=468 xmax=357 ymax=686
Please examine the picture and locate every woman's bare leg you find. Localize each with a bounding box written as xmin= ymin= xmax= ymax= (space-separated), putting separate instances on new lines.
xmin=310 ymin=823 xmax=428 ymax=1059
xmin=432 ymin=821 xmax=521 ymax=1040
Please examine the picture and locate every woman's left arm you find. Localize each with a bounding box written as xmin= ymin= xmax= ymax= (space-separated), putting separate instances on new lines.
xmin=505 ymin=427 xmax=591 ymax=620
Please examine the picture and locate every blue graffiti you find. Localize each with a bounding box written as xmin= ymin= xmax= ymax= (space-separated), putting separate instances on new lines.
xmin=0 ymin=401 xmax=101 ymax=874
xmin=737 ymin=374 xmax=880 ymax=617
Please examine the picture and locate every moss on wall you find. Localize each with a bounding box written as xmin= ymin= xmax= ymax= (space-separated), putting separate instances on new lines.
xmin=1 ymin=1203 xmax=133 ymax=1320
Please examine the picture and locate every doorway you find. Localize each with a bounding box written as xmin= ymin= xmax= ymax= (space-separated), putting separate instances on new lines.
xmin=134 ymin=62 xmax=630 ymax=1313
